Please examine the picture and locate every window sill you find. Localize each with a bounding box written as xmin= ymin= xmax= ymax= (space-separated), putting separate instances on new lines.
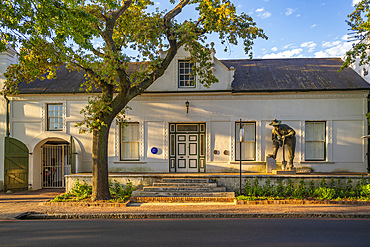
xmin=229 ymin=161 xmax=264 ymax=165
xmin=113 ymin=161 xmax=147 ymax=164
xmin=299 ymin=161 xmax=334 ymax=164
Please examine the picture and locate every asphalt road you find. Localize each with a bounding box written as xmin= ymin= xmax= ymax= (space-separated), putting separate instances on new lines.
xmin=0 ymin=218 xmax=369 ymax=246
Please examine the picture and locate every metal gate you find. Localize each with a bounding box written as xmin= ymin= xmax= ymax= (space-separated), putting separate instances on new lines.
xmin=4 ymin=137 xmax=29 ymax=192
xmin=42 ymin=144 xmax=71 ymax=188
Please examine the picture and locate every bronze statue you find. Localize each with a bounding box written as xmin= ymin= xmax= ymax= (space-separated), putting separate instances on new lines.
xmin=268 ymin=119 xmax=296 ymax=170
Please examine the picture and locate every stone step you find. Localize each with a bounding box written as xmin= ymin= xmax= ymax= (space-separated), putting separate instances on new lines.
xmin=161 ymin=178 xmax=210 ymax=183
xmin=130 ymin=197 xmax=236 ymax=203
xmin=131 ymin=191 xmax=235 ymax=198
xmin=143 ymin=186 xmax=226 ymax=192
xmin=152 ymin=182 xmax=217 ymax=187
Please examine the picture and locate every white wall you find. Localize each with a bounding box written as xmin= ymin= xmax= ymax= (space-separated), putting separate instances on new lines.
xmin=0 ymin=48 xmax=18 ymax=190
xmin=7 ymin=90 xmax=367 ymax=186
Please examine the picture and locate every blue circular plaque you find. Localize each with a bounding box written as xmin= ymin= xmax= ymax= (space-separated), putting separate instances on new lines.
xmin=151 ymin=147 xmax=158 ymax=154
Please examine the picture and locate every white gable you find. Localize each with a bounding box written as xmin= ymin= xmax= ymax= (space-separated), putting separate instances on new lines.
xmin=147 ymin=46 xmax=234 ymax=92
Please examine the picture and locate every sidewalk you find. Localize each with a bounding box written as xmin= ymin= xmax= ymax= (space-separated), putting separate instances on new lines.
xmin=1 ymin=189 xmax=370 ymax=220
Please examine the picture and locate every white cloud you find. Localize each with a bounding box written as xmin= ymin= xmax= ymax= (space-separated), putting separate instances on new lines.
xmin=155 ymin=2 xmax=160 ymax=5
xmin=237 ymin=4 xmax=242 ymax=8
xmin=283 ymin=43 xmax=294 ymax=49
xmin=341 ymin=34 xmax=351 ymax=41
xmin=296 ymin=14 xmax=300 ymax=17
xmin=352 ymin=0 xmax=361 ymax=6
xmin=271 ymin=47 xmax=278 ymax=52
xmin=255 ymin=7 xmax=271 ymax=19
xmin=322 ymin=40 xmax=341 ymax=48
xmin=259 ymin=11 xmax=272 ymax=18
xmin=315 ymin=37 xmax=356 ymax=58
xmin=300 ymin=41 xmax=317 ymax=52
xmin=311 ymin=24 xmax=317 ymax=28
xmin=285 ymin=8 xmax=297 ymax=16
xmin=262 ymin=48 xmax=303 ymax=59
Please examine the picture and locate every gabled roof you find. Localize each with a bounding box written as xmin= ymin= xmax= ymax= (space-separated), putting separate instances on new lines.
xmin=17 ymin=66 xmax=91 ymax=93
xmin=220 ymin=58 xmax=370 ymax=92
xmin=16 ymin=58 xmax=370 ymax=94
xmin=17 ymin=62 xmax=148 ymax=94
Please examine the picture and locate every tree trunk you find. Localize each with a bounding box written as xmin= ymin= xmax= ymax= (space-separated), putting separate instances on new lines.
xmin=91 ymin=124 xmax=111 ymax=201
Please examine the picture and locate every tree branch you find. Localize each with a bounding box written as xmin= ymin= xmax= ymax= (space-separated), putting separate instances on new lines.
xmin=91 ymin=47 xmax=105 ymax=58
xmin=112 ymin=0 xmax=132 ymax=20
xmin=102 ymin=0 xmax=132 ymax=53
xmin=163 ymin=0 xmax=190 ymax=44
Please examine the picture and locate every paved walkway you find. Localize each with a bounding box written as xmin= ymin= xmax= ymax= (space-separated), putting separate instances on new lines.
xmin=1 ymin=189 xmax=370 ymax=220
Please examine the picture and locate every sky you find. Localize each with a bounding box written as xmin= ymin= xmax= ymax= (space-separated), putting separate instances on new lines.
xmin=152 ymin=0 xmax=363 ymax=60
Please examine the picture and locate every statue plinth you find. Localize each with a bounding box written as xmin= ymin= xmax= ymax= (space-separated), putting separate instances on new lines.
xmin=272 ymin=167 xmax=297 ymax=175
xmin=266 ymin=156 xmax=276 ymax=173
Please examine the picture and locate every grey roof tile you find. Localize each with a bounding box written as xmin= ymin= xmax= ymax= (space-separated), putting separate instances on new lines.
xmin=17 ymin=58 xmax=370 ymax=93
xmin=220 ymin=58 xmax=370 ymax=91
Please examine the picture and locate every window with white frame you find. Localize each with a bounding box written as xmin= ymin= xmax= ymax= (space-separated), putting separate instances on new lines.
xmin=305 ymin=121 xmax=326 ymax=161
xmin=47 ymin=104 xmax=63 ymax=131
xmin=120 ymin=122 xmax=140 ymax=160
xmin=178 ymin=60 xmax=195 ymax=88
xmin=235 ymin=122 xmax=256 ymax=161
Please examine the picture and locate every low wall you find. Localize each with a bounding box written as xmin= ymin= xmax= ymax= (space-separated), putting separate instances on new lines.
xmin=65 ymin=173 xmax=369 ymax=193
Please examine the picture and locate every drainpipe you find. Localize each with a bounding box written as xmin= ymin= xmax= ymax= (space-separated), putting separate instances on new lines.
xmin=4 ymin=95 xmax=10 ymax=137
xmin=367 ymin=92 xmax=370 ymax=173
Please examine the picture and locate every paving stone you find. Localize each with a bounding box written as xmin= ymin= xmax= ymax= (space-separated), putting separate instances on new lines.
xmin=2 ymin=189 xmax=370 ymax=221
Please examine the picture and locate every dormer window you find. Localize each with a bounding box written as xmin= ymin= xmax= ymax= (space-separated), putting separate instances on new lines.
xmin=178 ymin=60 xmax=195 ymax=88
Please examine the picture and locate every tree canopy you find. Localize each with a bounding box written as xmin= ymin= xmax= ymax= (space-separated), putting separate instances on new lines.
xmin=343 ymin=0 xmax=370 ymax=68
xmin=0 ymin=0 xmax=266 ymax=200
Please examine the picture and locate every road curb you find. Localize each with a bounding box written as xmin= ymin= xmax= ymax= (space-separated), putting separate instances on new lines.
xmin=41 ymin=200 xmax=129 ymax=207
xmin=235 ymin=199 xmax=370 ymax=205
xmin=16 ymin=212 xmax=370 ymax=220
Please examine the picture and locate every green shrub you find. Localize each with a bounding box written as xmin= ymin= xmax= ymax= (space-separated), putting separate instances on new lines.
xmin=292 ymin=180 xmax=307 ymax=199
xmin=275 ymin=182 xmax=285 ymax=197
xmin=314 ymin=187 xmax=336 ymax=200
xmin=71 ymin=179 xmax=92 ymax=200
xmin=244 ymin=179 xmax=252 ymax=195
xmin=308 ymin=180 xmax=315 ymax=196
xmin=262 ymin=178 xmax=274 ymax=196
xmin=360 ymin=184 xmax=370 ymax=198
xmin=240 ymin=177 xmax=370 ymax=201
xmin=345 ymin=179 xmax=355 ymax=198
xmin=52 ymin=193 xmax=72 ymax=202
xmin=330 ymin=178 xmax=335 ymax=188
xmin=285 ymin=178 xmax=294 ymax=197
xmin=52 ymin=179 xmax=135 ymax=202
xmin=109 ymin=179 xmax=136 ymax=202
xmin=319 ymin=178 xmax=327 ymax=188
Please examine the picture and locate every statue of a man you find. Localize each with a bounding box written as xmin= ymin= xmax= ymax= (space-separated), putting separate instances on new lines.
xmin=268 ymin=119 xmax=296 ymax=170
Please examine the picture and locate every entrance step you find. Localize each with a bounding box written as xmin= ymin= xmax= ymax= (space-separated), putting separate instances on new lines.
xmin=131 ymin=178 xmax=235 ymax=203
xmin=130 ymin=197 xmax=235 ymax=203
xmin=161 ymin=178 xmax=210 ymax=183
xmin=143 ymin=187 xmax=226 ymax=192
xmin=132 ymin=191 xmax=234 ymax=197
xmin=152 ymin=182 xmax=217 ymax=187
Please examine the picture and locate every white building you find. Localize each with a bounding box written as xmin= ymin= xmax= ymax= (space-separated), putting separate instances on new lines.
xmin=1 ymin=47 xmax=370 ymax=191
